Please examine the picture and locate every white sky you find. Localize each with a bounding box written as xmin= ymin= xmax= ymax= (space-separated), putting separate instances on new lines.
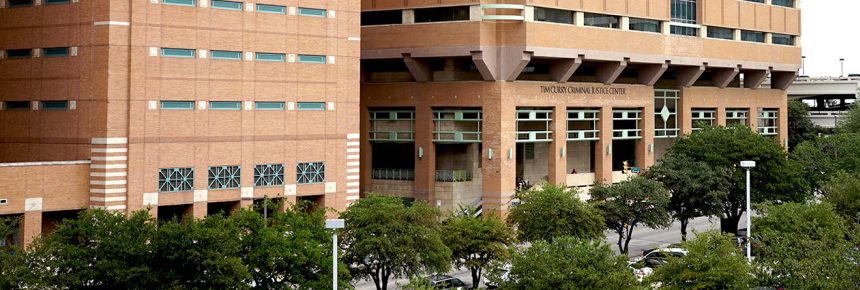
xmin=801 ymin=0 xmax=860 ymax=77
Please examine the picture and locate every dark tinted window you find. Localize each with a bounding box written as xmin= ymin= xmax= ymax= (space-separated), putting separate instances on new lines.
xmin=362 ymin=10 xmax=403 ymax=25
xmin=583 ymin=13 xmax=619 ymax=28
xmin=707 ymin=27 xmax=734 ymax=40
xmin=8 ymin=0 xmax=33 ymax=7
xmin=629 ymin=18 xmax=660 ymax=33
xmin=741 ymin=30 xmax=765 ymax=43
xmin=6 ymin=49 xmax=32 ymax=59
xmin=772 ymin=33 xmax=795 ymax=45
xmin=4 ymin=101 xmax=30 ymax=110
xmin=772 ymin=0 xmax=794 ymax=7
xmin=534 ymin=7 xmax=574 ymax=24
xmin=414 ymin=6 xmax=470 ymax=23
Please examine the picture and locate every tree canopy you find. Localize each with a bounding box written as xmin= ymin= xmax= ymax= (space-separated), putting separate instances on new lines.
xmin=339 ymin=194 xmax=451 ymax=290
xmin=649 ymin=230 xmax=751 ymax=290
xmin=665 ymin=126 xmax=808 ymax=233
xmin=787 ymin=99 xmax=820 ymax=150
xmin=790 ymin=133 xmax=860 ymax=192
xmin=590 ymin=176 xmax=672 ymax=253
xmin=497 ymin=237 xmax=642 ymax=290
xmin=507 ymin=184 xmax=605 ymax=243
xmin=645 ymin=154 xmax=730 ymax=241
xmin=821 ymin=171 xmax=860 ymax=222
xmin=441 ymin=207 xmax=515 ymax=289
xmin=837 ymin=102 xmax=860 ymax=133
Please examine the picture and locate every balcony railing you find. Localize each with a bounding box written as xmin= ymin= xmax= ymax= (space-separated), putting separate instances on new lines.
xmin=435 ymin=170 xmax=473 ymax=182
xmin=372 ymin=168 xmax=415 ymax=180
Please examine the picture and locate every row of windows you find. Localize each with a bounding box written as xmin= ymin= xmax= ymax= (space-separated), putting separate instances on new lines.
xmin=158 ymin=162 xmax=325 ymax=192
xmin=5 ymin=0 xmax=68 ymax=7
xmin=162 ymin=0 xmax=328 ymax=17
xmin=0 ymin=100 xmax=69 ymax=111
xmin=360 ymin=6 xmax=469 ymax=26
xmin=744 ymin=0 xmax=795 ymax=8
xmin=1 ymin=47 xmax=71 ymax=59
xmin=159 ymin=48 xmax=328 ymax=63
xmin=160 ymin=101 xmax=328 ymax=111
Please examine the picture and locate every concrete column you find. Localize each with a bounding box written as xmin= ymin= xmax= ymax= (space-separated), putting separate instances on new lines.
xmin=595 ymin=106 xmax=613 ymax=183
xmin=482 ymin=87 xmax=517 ymax=216
xmin=402 ymin=10 xmax=414 ymax=24
xmin=700 ymin=26 xmax=708 ymax=38
xmin=191 ymin=202 xmax=207 ymax=219
xmin=413 ymin=105 xmax=436 ymax=204
xmin=716 ymin=107 xmax=727 ymax=127
xmin=359 ymin=105 xmax=373 ymax=197
xmin=21 ymin=211 xmax=42 ymax=247
xmin=575 ymin=11 xmax=584 ymax=26
xmin=637 ymin=103 xmax=656 ymax=170
xmin=548 ymin=105 xmax=567 ymax=185
xmin=620 ymin=17 xmax=630 ymax=31
xmin=779 ymin=102 xmax=789 ymax=149
xmin=679 ymin=88 xmax=693 ymax=135
xmin=749 ymin=107 xmax=759 ymax=132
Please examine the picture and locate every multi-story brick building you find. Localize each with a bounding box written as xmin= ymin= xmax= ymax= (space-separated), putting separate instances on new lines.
xmin=359 ymin=0 xmax=800 ymax=214
xmin=0 ymin=0 xmax=360 ymax=246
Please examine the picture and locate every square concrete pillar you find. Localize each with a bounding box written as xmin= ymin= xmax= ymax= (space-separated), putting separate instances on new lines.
xmin=636 ymin=104 xmax=656 ymax=169
xmin=595 ymin=106 xmax=613 ymax=183
xmin=481 ymin=91 xmax=517 ymax=216
xmin=548 ymin=105 xmax=568 ymax=185
xmin=21 ymin=211 xmax=42 ymax=247
xmin=414 ymin=105 xmax=436 ymax=204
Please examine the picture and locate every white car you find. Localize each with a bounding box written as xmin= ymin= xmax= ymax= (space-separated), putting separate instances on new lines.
xmin=629 ymin=247 xmax=688 ymax=281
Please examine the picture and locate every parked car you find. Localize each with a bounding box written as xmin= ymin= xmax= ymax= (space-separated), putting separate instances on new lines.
xmin=426 ymin=275 xmax=470 ymax=290
xmin=483 ymin=263 xmax=511 ymax=289
xmin=629 ymin=247 xmax=688 ymax=281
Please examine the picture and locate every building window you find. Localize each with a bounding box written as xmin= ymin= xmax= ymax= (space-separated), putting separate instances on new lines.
xmin=369 ymin=110 xmax=416 ymax=142
xmin=298 ymin=7 xmax=327 ymax=17
xmin=361 ymin=10 xmax=403 ymax=26
xmin=209 ymin=101 xmax=241 ymax=110
xmin=772 ymin=33 xmax=795 ymax=46
xmin=567 ymin=109 xmax=600 ymax=141
xmin=254 ymin=163 xmax=284 ymax=187
xmin=41 ymin=101 xmax=68 ymax=110
xmin=211 ymin=0 xmax=242 ymax=10
xmin=8 ymin=0 xmax=33 ymax=7
xmin=255 ymin=52 xmax=286 ymax=62
xmin=45 ymin=0 xmax=70 ymax=4
xmin=43 ymin=47 xmax=70 ymax=57
xmin=612 ymin=109 xmax=642 ymax=139
xmin=211 ymin=50 xmax=242 ymax=60
xmin=162 ymin=0 xmax=196 ymax=6
xmin=758 ymin=109 xmax=778 ymax=135
xmin=629 ymin=18 xmax=661 ymax=33
xmin=414 ymin=6 xmax=470 ymax=23
xmin=772 ymin=0 xmax=794 ymax=7
xmin=297 ymin=102 xmax=325 ymax=111
xmin=534 ymin=7 xmax=574 ymax=25
xmin=297 ymin=54 xmax=326 ymax=64
xmin=726 ymin=109 xmax=748 ymax=127
xmin=208 ymin=165 xmax=241 ymax=190
xmin=745 ymin=0 xmax=764 ymax=3
xmin=255 ymin=102 xmax=285 ymax=110
xmin=691 ymin=109 xmax=716 ymax=131
xmin=297 ymin=162 xmax=325 ymax=184
xmin=4 ymin=101 xmax=30 ymax=111
xmin=160 ymin=101 xmax=195 ymax=110
xmin=256 ymin=4 xmax=286 ymax=14
xmin=583 ymin=13 xmax=619 ymax=29
xmin=158 ymin=167 xmax=194 ymax=192
xmin=6 ymin=49 xmax=32 ymax=59
xmin=671 ymin=0 xmax=697 ymax=24
xmin=433 ymin=110 xmax=483 ymax=143
xmin=161 ymin=48 xmax=196 ymax=58
xmin=516 ymin=109 xmax=553 ymax=142
xmin=741 ymin=30 xmax=765 ymax=43
xmin=670 ymin=25 xmax=698 ymax=36
xmin=707 ymin=27 xmax=734 ymax=40
xmin=654 ymin=90 xmax=679 ymax=138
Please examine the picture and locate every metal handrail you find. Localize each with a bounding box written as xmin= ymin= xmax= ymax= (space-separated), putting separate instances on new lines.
xmin=436 ymin=170 xmax=473 ymax=182
xmin=371 ymin=168 xmax=414 ymax=180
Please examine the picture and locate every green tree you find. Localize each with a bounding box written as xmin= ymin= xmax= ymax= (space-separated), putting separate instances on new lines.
xmin=152 ymin=213 xmax=250 ymax=289
xmin=590 ymin=176 xmax=672 ymax=254
xmin=821 ymin=171 xmax=860 ymax=222
xmin=340 ymin=194 xmax=450 ymax=290
xmin=233 ymin=200 xmax=349 ymax=290
xmin=838 ymin=102 xmax=860 ymax=133
xmin=0 ymin=216 xmax=33 ymax=289
xmin=507 ymin=184 xmax=604 ymax=243
xmin=753 ymin=202 xmax=859 ymax=289
xmin=497 ymin=237 xmax=642 ymax=290
xmin=646 ymin=154 xmax=730 ymax=241
xmin=26 ymin=209 xmax=160 ymax=289
xmin=787 ymin=99 xmax=820 ymax=150
xmin=666 ymin=126 xmax=808 ymax=234
xmin=791 ymin=133 xmax=860 ymax=191
xmin=441 ymin=207 xmax=515 ymax=289
xmin=648 ymin=230 xmax=751 ymax=290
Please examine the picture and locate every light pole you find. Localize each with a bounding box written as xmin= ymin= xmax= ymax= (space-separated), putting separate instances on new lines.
xmin=801 ymin=56 xmax=806 ymax=76
xmin=840 ymin=58 xmax=845 ymax=78
xmin=325 ymin=219 xmax=345 ymax=290
xmin=740 ymin=160 xmax=756 ymax=263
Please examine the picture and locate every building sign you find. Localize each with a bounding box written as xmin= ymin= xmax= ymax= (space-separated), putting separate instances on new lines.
xmin=540 ymin=85 xmax=627 ymax=95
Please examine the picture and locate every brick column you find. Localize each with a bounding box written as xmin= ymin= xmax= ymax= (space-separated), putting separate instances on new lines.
xmin=748 ymin=107 xmax=759 ymax=132
xmin=595 ymin=106 xmax=613 ymax=183
xmin=637 ymin=103 xmax=656 ymax=169
xmin=482 ymin=88 xmax=517 ymax=216
xmin=89 ymin=137 xmax=129 ymax=212
xmin=779 ymin=101 xmax=789 ymax=149
xmin=21 ymin=200 xmax=42 ymax=247
xmin=548 ymin=105 xmax=567 ymax=186
xmin=413 ymin=105 xmax=436 ymax=204
xmin=679 ymin=89 xmax=693 ymax=135
xmin=716 ymin=107 xmax=727 ymax=127
xmin=190 ymin=202 xmax=207 ymax=219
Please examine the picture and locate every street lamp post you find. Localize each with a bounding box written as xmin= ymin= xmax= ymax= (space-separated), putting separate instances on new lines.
xmin=801 ymin=56 xmax=806 ymax=76
xmin=325 ymin=219 xmax=345 ymax=290
xmin=740 ymin=160 xmax=756 ymax=263
xmin=840 ymin=58 xmax=845 ymax=78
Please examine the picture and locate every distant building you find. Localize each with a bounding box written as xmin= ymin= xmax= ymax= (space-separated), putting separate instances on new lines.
xmin=787 ymin=77 xmax=860 ymax=129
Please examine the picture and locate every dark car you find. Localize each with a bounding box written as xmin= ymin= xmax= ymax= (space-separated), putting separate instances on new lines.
xmin=427 ymin=275 xmax=470 ymax=289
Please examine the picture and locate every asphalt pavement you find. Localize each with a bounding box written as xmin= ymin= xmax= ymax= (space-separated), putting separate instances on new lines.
xmin=352 ymin=215 xmax=747 ymax=290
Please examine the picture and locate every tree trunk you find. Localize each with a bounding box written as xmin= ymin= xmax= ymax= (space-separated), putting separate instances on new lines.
xmin=622 ymin=225 xmax=635 ymax=254
xmin=372 ymin=267 xmax=382 ymax=290
xmin=471 ymin=266 xmax=481 ymax=289
xmin=680 ymin=219 xmax=689 ymax=241
xmin=721 ymin=214 xmax=742 ymax=234
xmin=616 ymin=228 xmax=625 ymax=253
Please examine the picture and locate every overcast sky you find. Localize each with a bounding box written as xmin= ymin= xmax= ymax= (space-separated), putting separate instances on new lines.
xmin=801 ymin=0 xmax=860 ymax=77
